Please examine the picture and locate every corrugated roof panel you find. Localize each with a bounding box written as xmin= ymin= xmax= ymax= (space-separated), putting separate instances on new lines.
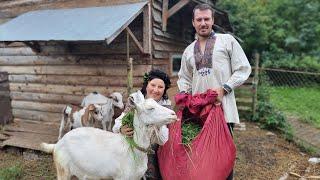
xmin=0 ymin=2 xmax=147 ymax=43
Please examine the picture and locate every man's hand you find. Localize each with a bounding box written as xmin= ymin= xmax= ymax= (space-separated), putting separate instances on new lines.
xmin=120 ymin=125 xmax=134 ymax=137
xmin=212 ymin=87 xmax=225 ymax=105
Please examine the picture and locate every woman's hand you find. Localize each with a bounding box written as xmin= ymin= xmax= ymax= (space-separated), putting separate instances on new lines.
xmin=120 ymin=125 xmax=134 ymax=137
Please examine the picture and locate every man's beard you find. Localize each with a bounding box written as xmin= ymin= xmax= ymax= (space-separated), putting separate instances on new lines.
xmin=197 ymin=27 xmax=212 ymax=38
xmin=198 ymin=31 xmax=211 ymax=38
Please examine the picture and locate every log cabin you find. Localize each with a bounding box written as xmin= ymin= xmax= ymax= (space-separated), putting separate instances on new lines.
xmin=0 ymin=0 xmax=235 ymax=150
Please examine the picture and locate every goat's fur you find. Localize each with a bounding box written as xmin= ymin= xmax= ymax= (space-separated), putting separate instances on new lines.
xmin=81 ymin=92 xmax=124 ymax=131
xmin=58 ymin=104 xmax=103 ymax=140
xmin=42 ymin=95 xmax=176 ymax=180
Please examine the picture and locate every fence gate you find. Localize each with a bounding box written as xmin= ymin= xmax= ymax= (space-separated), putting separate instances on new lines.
xmin=0 ymin=72 xmax=12 ymax=125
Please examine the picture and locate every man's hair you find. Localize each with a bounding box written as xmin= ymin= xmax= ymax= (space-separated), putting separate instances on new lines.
xmin=192 ymin=4 xmax=215 ymax=20
xmin=140 ymin=69 xmax=171 ymax=100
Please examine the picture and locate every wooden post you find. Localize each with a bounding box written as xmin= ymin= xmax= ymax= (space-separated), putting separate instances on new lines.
xmin=127 ymin=31 xmax=133 ymax=95
xmin=143 ymin=2 xmax=151 ymax=55
xmin=0 ymin=71 xmax=13 ymax=125
xmin=162 ymin=0 xmax=168 ymax=31
xmin=252 ymin=52 xmax=260 ymax=117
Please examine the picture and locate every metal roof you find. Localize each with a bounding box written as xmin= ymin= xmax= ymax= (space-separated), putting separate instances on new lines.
xmin=0 ymin=2 xmax=147 ymax=43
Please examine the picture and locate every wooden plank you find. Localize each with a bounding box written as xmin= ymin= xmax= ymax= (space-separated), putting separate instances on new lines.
xmin=0 ymin=90 xmax=10 ymax=98
xmin=153 ymin=40 xmax=185 ymax=52
xmin=0 ymin=81 xmax=9 ymax=91
xmin=12 ymin=108 xmax=61 ymax=122
xmin=0 ymin=42 xmax=25 ymax=47
xmin=9 ymin=83 xmax=127 ymax=96
xmin=153 ymin=7 xmax=162 ymax=24
xmin=0 ymin=64 xmax=151 ymax=76
xmin=162 ymin=0 xmax=168 ymax=31
xmin=126 ymin=27 xmax=144 ymax=53
xmin=168 ymin=0 xmax=190 ymax=18
xmin=153 ymin=50 xmax=169 ymax=59
xmin=153 ymin=27 xmax=179 ymax=40
xmin=153 ymin=36 xmax=188 ymax=46
xmin=152 ymin=0 xmax=161 ymax=11
xmin=0 ymin=0 xmax=56 ymax=9
xmin=0 ymin=46 xmax=62 ymax=56
xmin=10 ymin=91 xmax=83 ymax=104
xmin=143 ymin=3 xmax=151 ymax=54
xmin=252 ymin=53 xmax=260 ymax=117
xmin=0 ymin=55 xmax=148 ymax=66
xmin=2 ymin=131 xmax=58 ymax=151
xmin=236 ymin=97 xmax=252 ymax=104
xmin=237 ymin=106 xmax=252 ymax=112
xmin=11 ymin=100 xmax=65 ymax=113
xmin=0 ymin=71 xmax=8 ymax=82
xmin=4 ymin=119 xmax=59 ymax=136
xmin=0 ymin=43 xmax=142 ymax=56
xmin=0 ymin=133 xmax=9 ymax=140
xmin=9 ymin=74 xmax=144 ymax=86
xmin=0 ymin=0 xmax=145 ymax=17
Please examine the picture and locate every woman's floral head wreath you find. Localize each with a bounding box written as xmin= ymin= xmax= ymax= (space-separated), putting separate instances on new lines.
xmin=143 ymin=73 xmax=149 ymax=84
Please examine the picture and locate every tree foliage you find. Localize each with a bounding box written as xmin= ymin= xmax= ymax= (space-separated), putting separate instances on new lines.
xmin=216 ymin=0 xmax=320 ymax=71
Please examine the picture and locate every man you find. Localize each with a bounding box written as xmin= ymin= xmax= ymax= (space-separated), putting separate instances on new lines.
xmin=177 ymin=3 xmax=251 ymax=180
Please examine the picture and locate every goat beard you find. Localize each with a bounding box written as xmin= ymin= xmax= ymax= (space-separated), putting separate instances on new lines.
xmin=150 ymin=126 xmax=161 ymax=144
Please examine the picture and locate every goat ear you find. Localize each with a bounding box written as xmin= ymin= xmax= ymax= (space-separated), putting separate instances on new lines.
xmin=88 ymin=104 xmax=95 ymax=111
xmin=128 ymin=96 xmax=135 ymax=106
xmin=108 ymin=94 xmax=117 ymax=101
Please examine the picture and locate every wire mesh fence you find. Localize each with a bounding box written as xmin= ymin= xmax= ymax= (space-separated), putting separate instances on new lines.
xmin=262 ymin=68 xmax=320 ymax=87
xmin=259 ymin=68 xmax=320 ymax=127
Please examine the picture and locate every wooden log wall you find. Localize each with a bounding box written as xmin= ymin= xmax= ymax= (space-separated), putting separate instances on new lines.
xmin=0 ymin=72 xmax=13 ymax=125
xmin=151 ymin=0 xmax=191 ymax=74
xmin=0 ymin=48 xmax=151 ymax=124
xmin=0 ymin=0 xmax=151 ymax=125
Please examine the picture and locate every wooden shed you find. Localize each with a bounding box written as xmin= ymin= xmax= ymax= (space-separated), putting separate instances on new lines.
xmin=0 ymin=0 xmax=233 ymax=150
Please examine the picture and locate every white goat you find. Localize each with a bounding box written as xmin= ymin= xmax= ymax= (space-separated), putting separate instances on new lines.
xmin=58 ymin=104 xmax=103 ymax=140
xmin=41 ymin=97 xmax=177 ymax=180
xmin=81 ymin=92 xmax=124 ymax=131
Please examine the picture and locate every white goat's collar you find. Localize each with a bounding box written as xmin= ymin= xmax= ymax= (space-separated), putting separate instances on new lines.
xmin=132 ymin=142 xmax=154 ymax=154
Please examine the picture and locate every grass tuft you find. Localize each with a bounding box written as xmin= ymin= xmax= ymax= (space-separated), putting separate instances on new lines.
xmin=0 ymin=163 xmax=23 ymax=180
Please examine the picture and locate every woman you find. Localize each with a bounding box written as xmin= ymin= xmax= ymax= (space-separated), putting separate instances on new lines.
xmin=112 ymin=69 xmax=172 ymax=180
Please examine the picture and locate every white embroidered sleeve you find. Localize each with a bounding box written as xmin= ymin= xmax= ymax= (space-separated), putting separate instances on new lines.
xmin=112 ymin=112 xmax=125 ymax=133
xmin=177 ymin=51 xmax=193 ymax=93
xmin=225 ymin=34 xmax=252 ymax=90
xmin=157 ymin=125 xmax=169 ymax=145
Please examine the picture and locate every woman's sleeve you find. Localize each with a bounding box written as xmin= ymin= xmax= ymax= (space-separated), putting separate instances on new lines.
xmin=157 ymin=125 xmax=169 ymax=145
xmin=112 ymin=97 xmax=133 ymax=133
xmin=112 ymin=112 xmax=125 ymax=133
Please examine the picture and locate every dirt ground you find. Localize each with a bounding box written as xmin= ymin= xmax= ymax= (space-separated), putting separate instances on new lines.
xmin=0 ymin=121 xmax=319 ymax=180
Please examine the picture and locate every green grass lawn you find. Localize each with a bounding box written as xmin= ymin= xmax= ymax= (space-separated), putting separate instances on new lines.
xmin=269 ymin=86 xmax=320 ymax=128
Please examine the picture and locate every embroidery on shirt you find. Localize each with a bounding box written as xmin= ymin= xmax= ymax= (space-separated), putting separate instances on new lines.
xmin=194 ymin=32 xmax=216 ymax=76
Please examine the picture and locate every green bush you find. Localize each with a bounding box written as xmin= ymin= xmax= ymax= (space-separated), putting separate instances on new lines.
xmin=0 ymin=164 xmax=23 ymax=180
xmin=263 ymin=55 xmax=320 ymax=73
xmin=251 ymin=74 xmax=293 ymax=140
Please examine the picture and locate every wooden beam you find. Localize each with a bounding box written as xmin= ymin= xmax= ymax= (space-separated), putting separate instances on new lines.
xmin=162 ymin=0 xmax=190 ymax=31
xmin=23 ymin=41 xmax=41 ymax=53
xmin=252 ymin=52 xmax=260 ymax=118
xmin=143 ymin=2 xmax=152 ymax=55
xmin=125 ymin=27 xmax=144 ymax=54
xmin=168 ymin=0 xmax=190 ymax=18
xmin=106 ymin=4 xmax=145 ymax=44
xmin=162 ymin=0 xmax=169 ymax=31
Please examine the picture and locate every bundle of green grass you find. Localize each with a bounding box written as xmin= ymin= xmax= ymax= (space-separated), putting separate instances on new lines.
xmin=122 ymin=110 xmax=134 ymax=129
xmin=122 ymin=109 xmax=201 ymax=146
xmin=181 ymin=122 xmax=202 ymax=145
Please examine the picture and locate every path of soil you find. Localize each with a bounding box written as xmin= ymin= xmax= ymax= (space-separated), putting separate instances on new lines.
xmin=0 ymin=121 xmax=319 ymax=179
